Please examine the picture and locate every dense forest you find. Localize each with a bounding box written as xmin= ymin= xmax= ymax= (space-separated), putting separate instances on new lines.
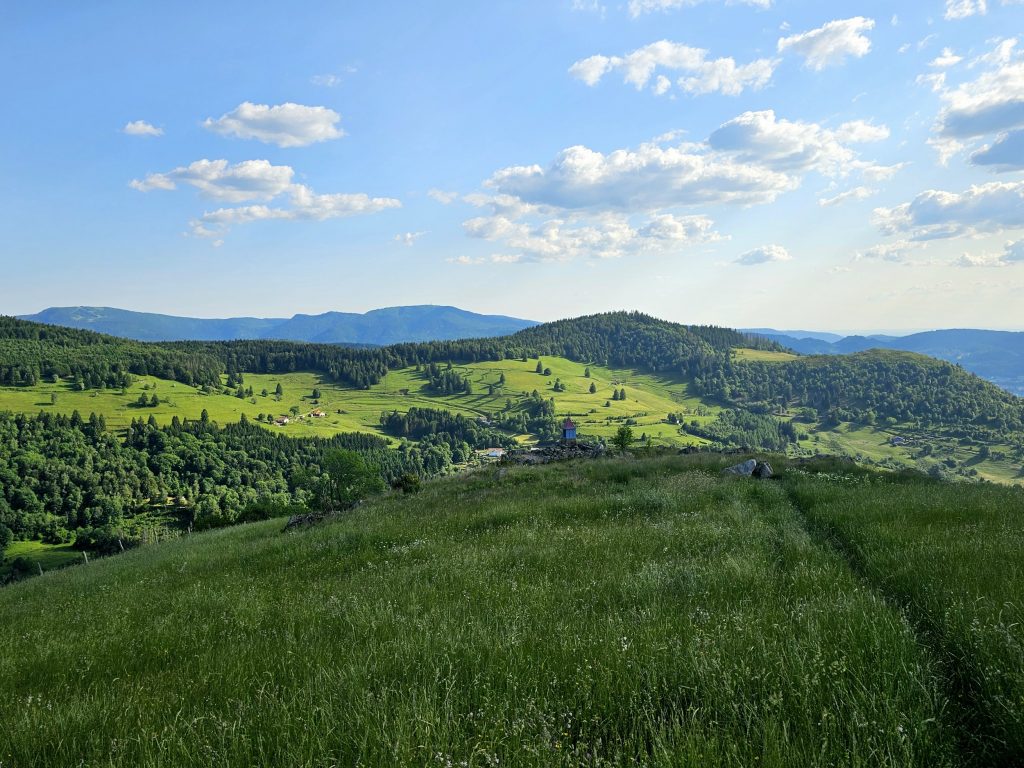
xmin=0 ymin=318 xmax=222 ymax=390
xmin=0 ymin=410 xmax=456 ymax=553
xmin=696 ymin=350 xmax=1024 ymax=443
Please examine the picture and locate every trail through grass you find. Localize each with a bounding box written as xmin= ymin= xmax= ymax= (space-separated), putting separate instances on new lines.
xmin=785 ymin=471 xmax=1024 ymax=767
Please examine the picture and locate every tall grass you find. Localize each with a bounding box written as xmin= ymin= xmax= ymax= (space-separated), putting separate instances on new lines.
xmin=0 ymin=455 xmax=958 ymax=766
xmin=787 ymin=472 xmax=1024 ymax=765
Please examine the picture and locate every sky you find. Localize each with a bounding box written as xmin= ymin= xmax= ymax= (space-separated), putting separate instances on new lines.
xmin=2 ymin=0 xmax=1023 ymax=331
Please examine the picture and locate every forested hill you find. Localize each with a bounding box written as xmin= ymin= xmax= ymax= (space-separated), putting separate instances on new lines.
xmin=0 ymin=312 xmax=779 ymax=390
xmin=696 ymin=349 xmax=1024 ymax=442
xmin=2 ymin=312 xmax=1022 ymax=444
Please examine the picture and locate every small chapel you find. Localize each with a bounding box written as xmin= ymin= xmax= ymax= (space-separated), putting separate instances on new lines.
xmin=561 ymin=417 xmax=577 ymax=444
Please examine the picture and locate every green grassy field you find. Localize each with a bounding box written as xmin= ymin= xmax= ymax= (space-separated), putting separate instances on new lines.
xmin=0 ymin=358 xmax=715 ymax=446
xmin=6 ymin=454 xmax=1006 ymax=766
xmin=731 ymin=348 xmax=799 ymax=363
xmin=0 ymin=357 xmax=1019 ymax=484
xmin=0 ymin=540 xmax=80 ymax=578
xmin=789 ymin=472 xmax=1024 ymax=764
xmin=3 ymin=454 xmax=1022 ymax=765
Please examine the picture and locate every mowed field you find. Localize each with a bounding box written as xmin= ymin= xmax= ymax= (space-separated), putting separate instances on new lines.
xmin=1 ymin=454 xmax=1022 ymax=766
xmin=0 ymin=357 xmax=717 ymax=446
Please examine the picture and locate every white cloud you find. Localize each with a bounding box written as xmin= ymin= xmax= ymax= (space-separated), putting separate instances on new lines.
xmin=123 ymin=120 xmax=163 ymax=137
xmin=856 ymin=239 xmax=928 ymax=264
xmin=734 ymin=244 xmax=791 ymax=265
xmin=862 ymin=162 xmax=908 ymax=182
xmin=936 ymin=62 xmax=1024 ymax=140
xmin=818 ymin=186 xmax=877 ymax=206
xmin=875 ymin=180 xmax=1024 ymax=240
xmin=777 ymin=17 xmax=875 ymax=71
xmin=915 ymin=40 xmax=1024 ymax=165
xmin=395 ymin=231 xmax=427 ymax=246
xmin=202 ymin=102 xmax=344 ymax=147
xmin=465 ymin=109 xmax=885 ymax=262
xmin=463 ymin=209 xmax=720 ymax=262
xmin=956 ymin=240 xmax=1024 ymax=266
xmin=835 ymin=119 xmax=890 ymax=143
xmin=708 ymin=110 xmax=864 ymax=175
xmin=627 ymin=0 xmax=770 ymax=17
xmin=192 ymin=186 xmax=399 ymax=238
xmin=131 ymin=158 xmax=399 ymax=239
xmin=970 ymin=129 xmax=1024 ymax=170
xmin=930 ymin=48 xmax=964 ymax=68
xmin=129 ymin=159 xmax=294 ymax=202
xmin=427 ymin=189 xmax=459 ymax=204
xmin=569 ymin=41 xmax=776 ymax=96
xmin=945 ymin=0 xmax=986 ymax=19
xmin=487 ymin=141 xmax=795 ymax=211
xmin=972 ymin=38 xmax=1018 ymax=68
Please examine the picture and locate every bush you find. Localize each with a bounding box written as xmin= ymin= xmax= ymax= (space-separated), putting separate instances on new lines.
xmin=392 ymin=473 xmax=422 ymax=494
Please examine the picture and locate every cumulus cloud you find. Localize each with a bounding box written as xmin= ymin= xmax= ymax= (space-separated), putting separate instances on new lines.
xmin=956 ymin=240 xmax=1024 ymax=266
xmin=875 ymin=180 xmax=1024 ymax=240
xmin=395 ymin=231 xmax=427 ymax=246
xmin=465 ymin=110 xmax=886 ymax=262
xmin=945 ymin=0 xmax=986 ymax=19
xmin=708 ymin=110 xmax=865 ymax=175
xmin=930 ymin=48 xmax=963 ymax=68
xmin=122 ymin=120 xmax=163 ymax=137
xmin=129 ymin=159 xmax=294 ymax=202
xmin=628 ymin=0 xmax=770 ymax=16
xmin=936 ymin=61 xmax=1024 ymax=140
xmin=777 ymin=17 xmax=875 ymax=71
xmin=486 ymin=142 xmax=795 ymax=211
xmin=570 ymin=40 xmax=776 ymax=96
xmin=192 ymin=186 xmax=399 ymax=238
xmin=970 ymin=129 xmax=1024 ymax=170
xmin=734 ymin=244 xmax=791 ymax=265
xmin=462 ymin=208 xmax=720 ymax=262
xmin=818 ymin=186 xmax=877 ymax=207
xmin=202 ymin=102 xmax=344 ymax=147
xmin=834 ymin=119 xmax=890 ymax=143
xmin=131 ymin=158 xmax=398 ymax=239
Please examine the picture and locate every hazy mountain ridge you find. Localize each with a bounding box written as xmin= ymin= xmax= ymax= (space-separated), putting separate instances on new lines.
xmin=750 ymin=328 xmax=1024 ymax=396
xmin=19 ymin=305 xmax=539 ymax=345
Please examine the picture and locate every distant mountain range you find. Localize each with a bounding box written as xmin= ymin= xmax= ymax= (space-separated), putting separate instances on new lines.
xmin=18 ymin=306 xmax=539 ymax=346
xmin=747 ymin=328 xmax=1024 ymax=396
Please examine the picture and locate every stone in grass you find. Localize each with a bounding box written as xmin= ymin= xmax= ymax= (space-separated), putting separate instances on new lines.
xmin=722 ymin=459 xmax=757 ymax=476
xmin=753 ymin=461 xmax=774 ymax=479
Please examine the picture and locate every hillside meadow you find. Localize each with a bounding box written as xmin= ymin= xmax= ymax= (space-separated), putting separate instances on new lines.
xmin=0 ymin=356 xmax=718 ymax=446
xmin=1 ymin=352 xmax=1019 ymax=486
xmin=1 ymin=454 xmax=1022 ymax=766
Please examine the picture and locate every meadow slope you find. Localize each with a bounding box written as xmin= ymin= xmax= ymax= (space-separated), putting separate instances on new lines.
xmin=2 ymin=454 xmax=1022 ymax=766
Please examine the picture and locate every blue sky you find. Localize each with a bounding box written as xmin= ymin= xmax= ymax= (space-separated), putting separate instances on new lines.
xmin=2 ymin=0 xmax=1023 ymax=330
